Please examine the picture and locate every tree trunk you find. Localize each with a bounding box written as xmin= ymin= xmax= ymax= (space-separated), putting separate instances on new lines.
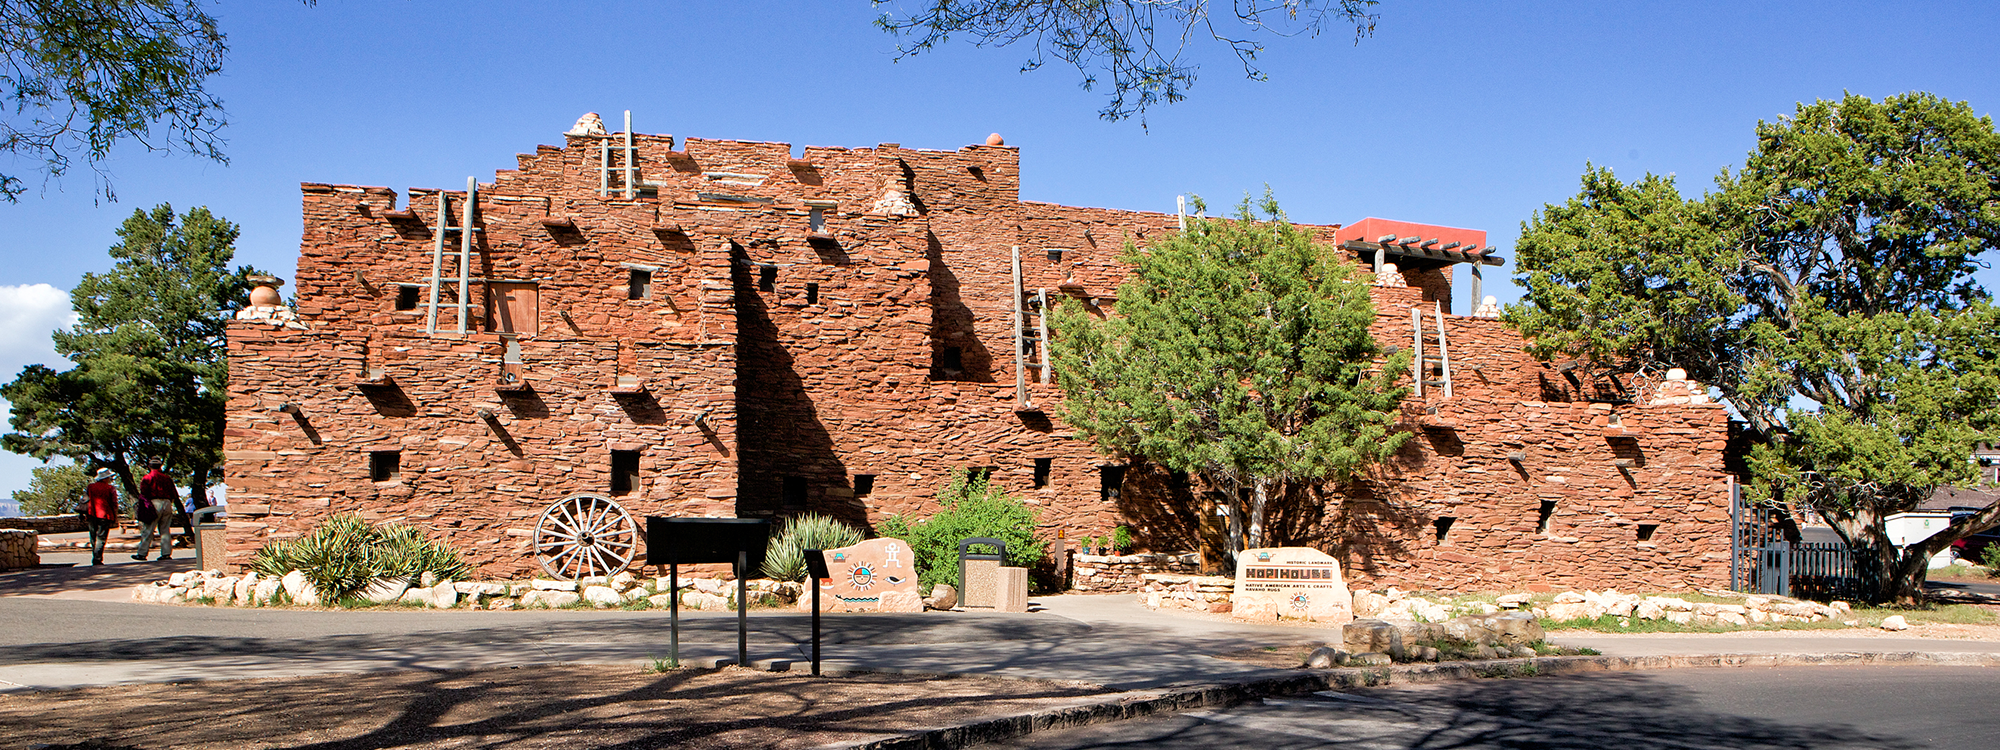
xmin=1248 ymin=478 xmax=1270 ymax=550
xmin=1828 ymin=508 xmax=1928 ymax=606
xmin=1224 ymin=476 xmax=1246 ymax=564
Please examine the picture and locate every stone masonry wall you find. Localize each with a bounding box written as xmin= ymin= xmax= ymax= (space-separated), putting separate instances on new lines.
xmin=227 ymin=123 xmax=1731 ymax=591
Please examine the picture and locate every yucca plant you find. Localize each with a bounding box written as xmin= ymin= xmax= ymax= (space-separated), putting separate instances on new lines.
xmin=250 ymin=513 xmax=470 ymax=602
xmin=761 ymin=514 xmax=865 ymax=581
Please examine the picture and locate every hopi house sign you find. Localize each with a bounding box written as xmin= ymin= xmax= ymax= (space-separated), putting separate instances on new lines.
xmin=811 ymin=538 xmax=922 ymax=612
xmin=1233 ymin=547 xmax=1353 ymax=623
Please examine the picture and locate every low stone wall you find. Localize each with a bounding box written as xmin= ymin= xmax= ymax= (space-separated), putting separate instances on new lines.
xmin=0 ymin=529 xmax=38 ymax=570
xmin=0 ymin=515 xmax=84 ymax=534
xmin=1071 ymin=552 xmax=1200 ymax=593
xmin=1137 ymin=573 xmax=1236 ymax=613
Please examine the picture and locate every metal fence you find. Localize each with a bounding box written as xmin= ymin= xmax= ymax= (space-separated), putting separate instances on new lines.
xmin=1733 ymin=478 xmax=1861 ymax=599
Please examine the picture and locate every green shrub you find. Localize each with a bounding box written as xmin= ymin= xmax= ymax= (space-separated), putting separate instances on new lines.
xmin=761 ymin=513 xmax=866 ymax=581
xmin=1981 ymin=543 xmax=2000 ymax=578
xmin=875 ymin=469 xmax=1049 ymax=592
xmin=250 ymin=513 xmax=470 ymax=602
xmin=1113 ymin=525 xmax=1134 ymax=553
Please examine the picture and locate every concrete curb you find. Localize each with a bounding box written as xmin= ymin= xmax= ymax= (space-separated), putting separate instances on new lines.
xmin=820 ymin=651 xmax=2000 ymax=750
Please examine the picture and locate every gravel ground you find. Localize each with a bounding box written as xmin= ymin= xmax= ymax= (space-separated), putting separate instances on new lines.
xmin=0 ymin=665 xmax=1109 ymax=749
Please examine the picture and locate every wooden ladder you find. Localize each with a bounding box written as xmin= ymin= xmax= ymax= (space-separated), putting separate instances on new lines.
xmin=1411 ymin=302 xmax=1452 ymax=399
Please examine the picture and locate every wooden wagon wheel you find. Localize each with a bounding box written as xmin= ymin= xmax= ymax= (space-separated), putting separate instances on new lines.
xmin=534 ymin=493 xmax=637 ymax=580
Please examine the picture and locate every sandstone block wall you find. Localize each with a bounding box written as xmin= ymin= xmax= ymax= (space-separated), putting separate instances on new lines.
xmin=227 ymin=123 xmax=1732 ymax=590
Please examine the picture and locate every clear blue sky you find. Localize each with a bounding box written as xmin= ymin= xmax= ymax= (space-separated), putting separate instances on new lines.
xmin=1 ymin=1 xmax=1997 ymax=509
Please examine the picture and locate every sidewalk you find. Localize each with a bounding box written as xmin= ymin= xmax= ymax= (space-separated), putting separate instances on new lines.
xmin=2 ymin=589 xmax=1997 ymax=695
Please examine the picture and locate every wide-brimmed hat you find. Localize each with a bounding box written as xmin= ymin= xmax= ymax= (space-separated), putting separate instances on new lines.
xmin=94 ymin=467 xmax=113 ymax=481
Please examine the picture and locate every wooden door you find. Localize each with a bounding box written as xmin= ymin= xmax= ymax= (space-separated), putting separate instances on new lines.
xmin=489 ymin=283 xmax=539 ymax=335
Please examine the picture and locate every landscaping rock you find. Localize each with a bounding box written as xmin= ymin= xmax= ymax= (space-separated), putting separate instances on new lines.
xmin=531 ymin=579 xmax=578 ymax=592
xmin=1349 ymin=652 xmax=1393 ymax=666
xmin=583 ymin=586 xmax=623 ymax=607
xmin=281 ymin=570 xmax=320 ymax=606
xmin=926 ymin=584 xmax=958 ymax=610
xmin=879 ymin=590 xmax=923 ymax=613
xmin=609 ymin=571 xmax=638 ymax=591
xmin=683 ymin=591 xmax=729 ymax=611
xmin=647 ymin=593 xmax=675 ymax=609
xmin=361 ymin=578 xmax=411 ymax=604
xmin=1303 ymin=646 xmax=1342 ymax=669
xmin=1512 ymin=646 xmax=1538 ymax=658
xmin=427 ymin=582 xmax=458 ymax=608
xmin=1880 ymin=615 xmax=1910 ymax=631
xmin=522 ymin=590 xmax=581 ymax=608
xmin=252 ymin=578 xmax=281 ymax=605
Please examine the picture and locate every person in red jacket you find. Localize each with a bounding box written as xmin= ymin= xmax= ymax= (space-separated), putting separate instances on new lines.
xmin=135 ymin=458 xmax=180 ymax=561
xmin=82 ymin=467 xmax=120 ymax=566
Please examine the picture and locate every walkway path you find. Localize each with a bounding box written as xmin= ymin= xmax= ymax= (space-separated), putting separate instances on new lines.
xmin=6 ymin=559 xmax=2000 ymax=695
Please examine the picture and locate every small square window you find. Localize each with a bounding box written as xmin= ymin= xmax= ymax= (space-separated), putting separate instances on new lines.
xmin=395 ymin=286 xmax=420 ymax=311
xmin=611 ymin=450 xmax=640 ymax=496
xmin=809 ymin=207 xmax=826 ymax=233
xmin=853 ymin=474 xmax=875 ymax=497
xmin=1033 ymin=458 xmax=1052 ymax=489
xmin=806 ymin=282 xmax=820 ymax=305
xmin=1046 ymin=249 xmax=1063 ymax=263
xmin=628 ymin=269 xmax=652 ymax=300
xmin=370 ymin=450 xmax=401 ymax=482
xmin=1434 ymin=516 xmax=1456 ymax=544
xmin=758 ymin=265 xmax=777 ymax=292
xmin=1537 ymin=500 xmax=1557 ymax=535
xmin=1099 ymin=465 xmax=1126 ymax=503
xmin=939 ymin=346 xmax=963 ymax=371
xmin=1637 ymin=523 xmax=1659 ymax=542
xmin=782 ymin=476 xmax=807 ymax=507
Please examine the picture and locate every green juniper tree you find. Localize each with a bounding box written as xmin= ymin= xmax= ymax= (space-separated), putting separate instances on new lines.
xmin=9 ymin=462 xmax=88 ymax=516
xmin=3 ymin=203 xmax=260 ymax=506
xmin=1049 ymin=192 xmax=1410 ymax=561
xmin=1511 ymin=92 xmax=2000 ymax=605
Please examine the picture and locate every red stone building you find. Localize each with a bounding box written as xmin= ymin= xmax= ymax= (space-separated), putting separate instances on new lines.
xmin=223 ymin=119 xmax=1733 ymax=591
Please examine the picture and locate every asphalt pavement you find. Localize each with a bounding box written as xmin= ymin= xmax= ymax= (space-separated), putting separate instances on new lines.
xmin=980 ymin=665 xmax=2000 ymax=749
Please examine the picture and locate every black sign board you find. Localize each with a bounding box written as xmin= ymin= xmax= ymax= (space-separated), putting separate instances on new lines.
xmin=645 ymin=517 xmax=772 ymax=669
xmin=646 ymin=517 xmax=770 ymax=568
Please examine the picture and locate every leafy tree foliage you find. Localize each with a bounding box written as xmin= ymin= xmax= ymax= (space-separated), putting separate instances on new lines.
xmin=2 ymin=203 xmax=258 ymax=504
xmin=1510 ymin=93 xmax=2000 ymax=604
xmin=874 ymin=0 xmax=1379 ymax=124
xmin=875 ymin=469 xmax=1049 ymax=592
xmin=9 ymin=462 xmax=87 ymax=516
xmin=0 ymin=0 xmax=233 ymax=201
xmin=1050 ymin=192 xmax=1409 ymax=560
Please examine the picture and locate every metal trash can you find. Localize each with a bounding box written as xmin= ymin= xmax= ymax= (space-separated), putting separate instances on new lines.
xmin=192 ymin=506 xmax=228 ymax=571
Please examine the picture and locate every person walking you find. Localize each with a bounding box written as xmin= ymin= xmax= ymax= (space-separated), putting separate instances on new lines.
xmin=134 ymin=459 xmax=178 ymax=561
xmin=82 ymin=468 xmax=120 ymax=566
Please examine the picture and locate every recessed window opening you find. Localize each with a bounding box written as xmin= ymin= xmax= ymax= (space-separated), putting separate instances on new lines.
xmin=611 ymin=450 xmax=640 ymax=496
xmin=853 ymin=474 xmax=875 ymax=497
xmin=968 ymin=466 xmax=997 ymax=483
xmin=758 ymin=265 xmax=777 ymax=292
xmin=809 ymin=207 xmax=826 ymax=233
xmin=394 ymin=285 xmax=420 ymax=310
xmin=939 ymin=346 xmax=963 ymax=372
xmin=1537 ymin=500 xmax=1557 ymax=535
xmin=1100 ymin=465 xmax=1126 ymax=503
xmin=1033 ymin=458 xmax=1052 ymax=489
xmin=1637 ymin=523 xmax=1659 ymax=542
xmin=1434 ymin=517 xmax=1456 ymax=544
xmin=782 ymin=476 xmax=808 ymax=507
xmin=628 ymin=269 xmax=652 ymax=300
xmin=1046 ymin=249 xmax=1063 ymax=263
xmin=806 ymin=282 xmax=820 ymax=305
xmin=370 ymin=450 xmax=401 ymax=483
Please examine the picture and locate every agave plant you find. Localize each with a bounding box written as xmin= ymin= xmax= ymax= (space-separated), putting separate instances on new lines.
xmin=761 ymin=514 xmax=865 ymax=581
xmin=249 ymin=513 xmax=470 ymax=602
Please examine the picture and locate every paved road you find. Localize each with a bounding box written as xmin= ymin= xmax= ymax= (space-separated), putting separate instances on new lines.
xmin=982 ymin=666 xmax=2000 ymax=749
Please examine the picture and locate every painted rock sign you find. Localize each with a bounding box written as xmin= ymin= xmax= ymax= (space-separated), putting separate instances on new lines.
xmin=809 ymin=538 xmax=922 ymax=612
xmin=1232 ymin=546 xmax=1352 ymax=623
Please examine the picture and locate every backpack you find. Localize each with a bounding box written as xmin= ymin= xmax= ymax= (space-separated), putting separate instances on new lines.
xmin=136 ymin=497 xmax=157 ymax=524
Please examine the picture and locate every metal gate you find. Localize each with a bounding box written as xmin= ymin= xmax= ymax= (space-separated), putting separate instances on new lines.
xmin=1731 ymin=478 xmax=1860 ymax=598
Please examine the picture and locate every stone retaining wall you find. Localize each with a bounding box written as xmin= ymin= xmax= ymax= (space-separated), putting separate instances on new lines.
xmin=0 ymin=529 xmax=38 ymax=570
xmin=0 ymin=515 xmax=83 ymax=534
xmin=1070 ymin=552 xmax=1199 ymax=593
xmin=1137 ymin=573 xmax=1236 ymax=613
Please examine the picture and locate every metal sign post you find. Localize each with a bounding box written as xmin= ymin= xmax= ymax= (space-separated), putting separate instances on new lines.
xmin=645 ymin=517 xmax=771 ymax=669
xmin=803 ymin=549 xmax=830 ymax=676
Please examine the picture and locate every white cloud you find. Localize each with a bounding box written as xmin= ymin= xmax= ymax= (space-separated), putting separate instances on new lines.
xmin=0 ymin=284 xmax=73 ymax=511
xmin=0 ymin=284 xmax=74 ymax=376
